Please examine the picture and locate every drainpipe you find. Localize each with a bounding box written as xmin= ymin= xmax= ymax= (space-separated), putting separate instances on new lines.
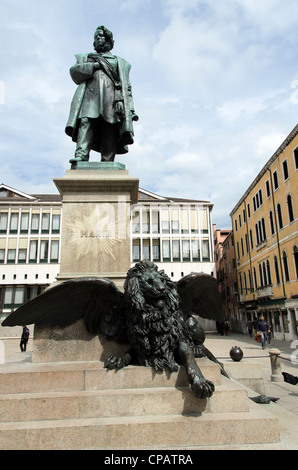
xmin=268 ymin=169 xmax=286 ymax=298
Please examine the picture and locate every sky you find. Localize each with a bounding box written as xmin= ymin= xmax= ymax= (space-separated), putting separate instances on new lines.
xmin=1 ymin=0 xmax=298 ymax=229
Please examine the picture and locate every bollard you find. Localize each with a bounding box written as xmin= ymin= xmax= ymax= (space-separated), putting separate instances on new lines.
xmin=269 ymin=348 xmax=283 ymax=382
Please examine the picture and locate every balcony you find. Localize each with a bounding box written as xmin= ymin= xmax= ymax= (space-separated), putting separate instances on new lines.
xmin=256 ymin=285 xmax=273 ymax=300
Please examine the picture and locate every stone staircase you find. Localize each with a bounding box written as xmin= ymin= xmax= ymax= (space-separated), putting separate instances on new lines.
xmin=0 ymin=359 xmax=280 ymax=450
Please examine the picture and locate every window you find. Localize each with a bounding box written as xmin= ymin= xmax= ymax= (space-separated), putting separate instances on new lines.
xmin=132 ymin=239 xmax=140 ymax=261
xmin=151 ymin=211 xmax=159 ymax=233
xmin=277 ymin=203 xmax=283 ymax=229
xmin=0 ymin=212 xmax=8 ymax=233
xmin=171 ymin=210 xmax=179 ymax=234
xmin=31 ymin=213 xmax=40 ymax=233
xmin=294 ymin=147 xmax=298 ymax=170
xmin=9 ymin=213 xmax=19 ymax=233
xmin=142 ymin=211 xmax=150 ymax=234
xmin=152 ymin=239 xmax=160 ymax=261
xmin=267 ymin=260 xmax=272 ymax=285
xmin=0 ymin=249 xmax=4 ymax=264
xmin=29 ymin=240 xmax=38 ymax=262
xmin=199 ymin=209 xmax=208 ymax=234
xmin=18 ymin=249 xmax=27 ymax=263
xmin=132 ymin=211 xmax=140 ymax=233
xmin=247 ymin=203 xmax=251 ymax=218
xmin=181 ymin=210 xmax=189 ymax=233
xmin=282 ymin=159 xmax=289 ymax=181
xmin=249 ymin=230 xmax=254 ymax=249
xmin=7 ymin=249 xmax=16 ymax=263
xmin=191 ymin=239 xmax=200 ymax=261
xmin=266 ymin=180 xmax=271 ymax=198
xmin=282 ymin=251 xmax=290 ymax=282
xmin=51 ymin=214 xmax=60 ymax=233
xmin=182 ymin=239 xmax=190 ymax=261
xmin=273 ymin=170 xmax=279 ymax=190
xmin=287 ymin=194 xmax=294 ymax=223
xmin=41 ymin=213 xmax=50 ymax=233
xmin=161 ymin=210 xmax=170 ymax=234
xmin=269 ymin=211 xmax=275 ymax=235
xmin=190 ymin=209 xmax=198 ymax=233
xmin=39 ymin=240 xmax=49 ymax=263
xmin=274 ymin=256 xmax=280 ymax=284
xmin=162 ymin=239 xmax=170 ymax=261
xmin=142 ymin=239 xmax=150 ymax=259
xmin=202 ymin=239 xmax=210 ymax=261
xmin=50 ymin=240 xmax=59 ymax=262
xmin=20 ymin=213 xmax=29 ymax=233
xmin=172 ymin=239 xmax=180 ymax=261
xmin=261 ymin=218 xmax=267 ymax=241
xmin=253 ymin=189 xmax=263 ymax=212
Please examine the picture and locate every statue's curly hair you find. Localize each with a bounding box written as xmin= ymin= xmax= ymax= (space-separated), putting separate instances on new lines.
xmin=93 ymin=25 xmax=114 ymax=51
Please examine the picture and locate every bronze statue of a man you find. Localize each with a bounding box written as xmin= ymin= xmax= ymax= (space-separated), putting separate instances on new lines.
xmin=65 ymin=26 xmax=138 ymax=164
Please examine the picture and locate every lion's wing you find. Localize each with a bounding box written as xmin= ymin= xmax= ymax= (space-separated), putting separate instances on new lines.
xmin=2 ymin=278 xmax=125 ymax=336
xmin=177 ymin=273 xmax=224 ymax=321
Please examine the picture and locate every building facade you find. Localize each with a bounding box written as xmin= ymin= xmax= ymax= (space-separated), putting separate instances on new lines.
xmin=0 ymin=184 xmax=216 ymax=323
xmin=230 ymin=124 xmax=298 ymax=340
xmin=214 ymin=227 xmax=238 ymax=323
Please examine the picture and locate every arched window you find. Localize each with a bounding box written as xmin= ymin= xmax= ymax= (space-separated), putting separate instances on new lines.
xmin=259 ymin=264 xmax=263 ymax=287
xmin=269 ymin=211 xmax=275 ymax=235
xmin=274 ymin=255 xmax=280 ymax=284
xmin=277 ymin=203 xmax=283 ymax=229
xmin=287 ymin=194 xmax=294 ymax=223
xmin=282 ymin=251 xmax=290 ymax=282
xmin=250 ymin=229 xmax=254 ymax=249
xmin=262 ymin=218 xmax=267 ymax=241
xmin=255 ymin=224 xmax=260 ymax=245
xmin=266 ymin=260 xmax=272 ymax=285
xmin=253 ymin=267 xmax=258 ymax=290
xmin=262 ymin=262 xmax=268 ymax=286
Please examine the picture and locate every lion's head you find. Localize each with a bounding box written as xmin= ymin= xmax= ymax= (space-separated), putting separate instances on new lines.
xmin=124 ymin=260 xmax=180 ymax=311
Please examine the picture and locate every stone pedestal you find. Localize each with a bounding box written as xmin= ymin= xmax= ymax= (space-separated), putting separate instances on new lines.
xmin=53 ymin=163 xmax=139 ymax=290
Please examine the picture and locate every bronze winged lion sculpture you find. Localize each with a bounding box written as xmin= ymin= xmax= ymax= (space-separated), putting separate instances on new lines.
xmin=2 ymin=260 xmax=227 ymax=399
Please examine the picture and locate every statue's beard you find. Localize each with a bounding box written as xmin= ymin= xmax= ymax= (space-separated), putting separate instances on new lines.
xmin=94 ymin=41 xmax=110 ymax=53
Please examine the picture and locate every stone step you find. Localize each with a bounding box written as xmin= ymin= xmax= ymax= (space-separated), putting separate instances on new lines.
xmin=0 ymin=401 xmax=280 ymax=450
xmin=0 ymin=358 xmax=221 ymax=395
xmin=0 ymin=378 xmax=248 ymax=423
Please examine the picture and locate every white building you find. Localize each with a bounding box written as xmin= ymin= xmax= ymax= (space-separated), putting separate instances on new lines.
xmin=0 ymin=183 xmax=215 ymax=321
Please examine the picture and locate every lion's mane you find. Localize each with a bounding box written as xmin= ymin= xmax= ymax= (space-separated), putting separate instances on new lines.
xmin=123 ymin=260 xmax=185 ymax=371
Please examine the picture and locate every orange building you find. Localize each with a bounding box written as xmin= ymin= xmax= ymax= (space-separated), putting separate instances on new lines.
xmin=230 ymin=124 xmax=298 ymax=340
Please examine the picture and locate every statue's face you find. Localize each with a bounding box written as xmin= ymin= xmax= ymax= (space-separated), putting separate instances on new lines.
xmin=94 ymin=28 xmax=108 ymax=52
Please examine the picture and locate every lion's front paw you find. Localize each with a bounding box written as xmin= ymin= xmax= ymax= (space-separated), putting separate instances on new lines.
xmin=104 ymin=352 xmax=132 ymax=370
xmin=191 ymin=376 xmax=215 ymax=399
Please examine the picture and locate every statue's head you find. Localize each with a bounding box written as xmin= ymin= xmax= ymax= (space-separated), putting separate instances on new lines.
xmin=93 ymin=25 xmax=114 ymax=53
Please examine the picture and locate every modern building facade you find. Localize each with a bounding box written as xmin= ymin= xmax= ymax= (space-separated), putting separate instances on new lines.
xmin=230 ymin=124 xmax=298 ymax=340
xmin=0 ymin=183 xmax=216 ymax=322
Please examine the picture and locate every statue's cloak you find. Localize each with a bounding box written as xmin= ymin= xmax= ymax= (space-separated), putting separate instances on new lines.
xmin=65 ymin=53 xmax=137 ymax=155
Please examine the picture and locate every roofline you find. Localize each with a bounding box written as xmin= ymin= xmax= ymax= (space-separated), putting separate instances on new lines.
xmin=0 ymin=183 xmax=36 ymax=200
xmin=230 ymin=123 xmax=298 ymax=217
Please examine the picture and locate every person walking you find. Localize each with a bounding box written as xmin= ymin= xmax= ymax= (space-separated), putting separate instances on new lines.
xmin=20 ymin=326 xmax=30 ymax=352
xmin=257 ymin=316 xmax=270 ymax=349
